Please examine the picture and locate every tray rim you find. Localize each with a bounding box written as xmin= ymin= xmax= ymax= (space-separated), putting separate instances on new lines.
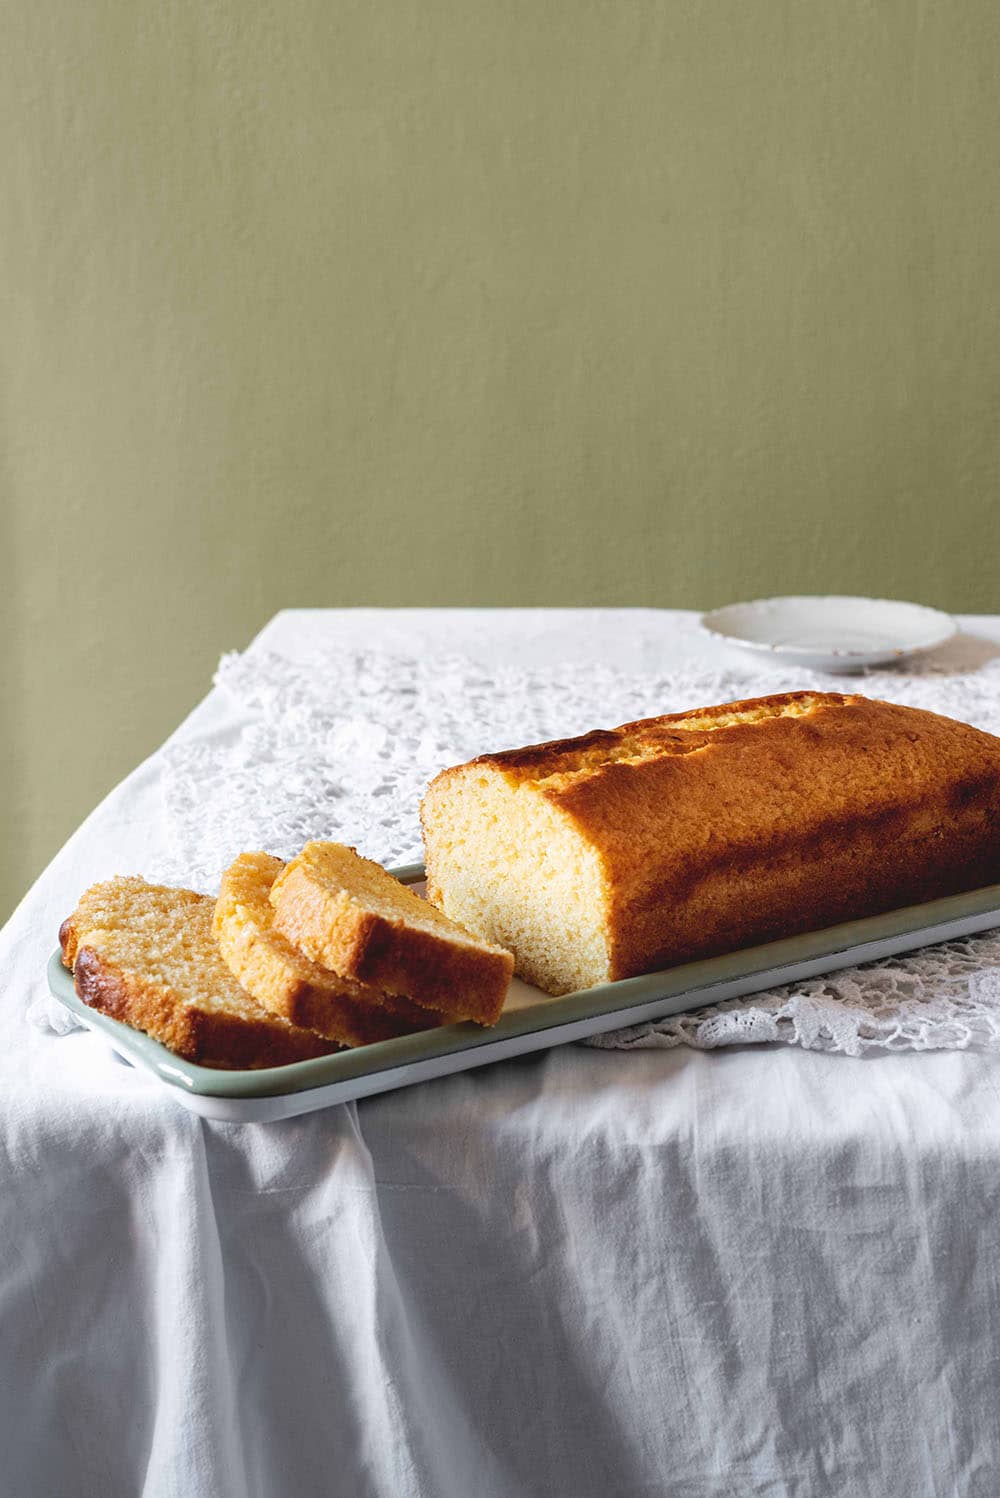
xmin=47 ymin=868 xmax=1000 ymax=1106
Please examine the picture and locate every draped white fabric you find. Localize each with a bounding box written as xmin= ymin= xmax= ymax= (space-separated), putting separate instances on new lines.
xmin=5 ymin=609 xmax=1000 ymax=1497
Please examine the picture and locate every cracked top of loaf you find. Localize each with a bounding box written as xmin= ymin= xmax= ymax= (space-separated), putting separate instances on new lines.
xmin=422 ymin=692 xmax=1000 ymax=993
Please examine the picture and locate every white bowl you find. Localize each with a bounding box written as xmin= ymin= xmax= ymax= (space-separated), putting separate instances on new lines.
xmin=700 ymin=595 xmax=957 ymax=674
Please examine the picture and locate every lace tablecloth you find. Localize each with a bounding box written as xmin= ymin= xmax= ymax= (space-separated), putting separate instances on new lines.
xmin=155 ymin=645 xmax=1000 ymax=1057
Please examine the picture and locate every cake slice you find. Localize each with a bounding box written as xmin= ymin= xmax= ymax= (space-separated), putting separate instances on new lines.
xmin=59 ymin=876 xmax=339 ymax=1069
xmin=214 ymin=852 xmax=439 ymax=1045
xmin=268 ymin=841 xmax=514 ymax=1025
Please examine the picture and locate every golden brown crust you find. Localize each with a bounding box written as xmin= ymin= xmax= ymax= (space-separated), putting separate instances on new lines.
xmin=455 ymin=691 xmax=829 ymax=774
xmin=424 ymin=692 xmax=1000 ymax=986
xmin=272 ymin=983 xmax=433 ymax=1044
xmin=344 ymin=915 xmax=513 ymax=1024
xmin=73 ymin=946 xmax=200 ymax=1057
xmin=73 ymin=943 xmax=336 ymax=1067
xmin=269 ymin=844 xmax=514 ymax=1025
xmin=58 ymin=916 xmax=76 ymax=968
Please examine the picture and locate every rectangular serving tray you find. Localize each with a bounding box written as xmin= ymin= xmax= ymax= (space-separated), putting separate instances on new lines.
xmin=48 ymin=866 xmax=1000 ymax=1123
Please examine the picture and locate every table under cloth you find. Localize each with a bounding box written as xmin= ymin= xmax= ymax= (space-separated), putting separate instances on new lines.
xmin=4 ymin=608 xmax=1000 ymax=1498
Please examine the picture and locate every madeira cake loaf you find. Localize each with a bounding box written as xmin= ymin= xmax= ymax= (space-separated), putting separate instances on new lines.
xmin=420 ymin=691 xmax=1000 ymax=995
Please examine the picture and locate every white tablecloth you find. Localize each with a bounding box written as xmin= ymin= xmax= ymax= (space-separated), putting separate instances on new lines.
xmin=4 ymin=609 xmax=1000 ymax=1498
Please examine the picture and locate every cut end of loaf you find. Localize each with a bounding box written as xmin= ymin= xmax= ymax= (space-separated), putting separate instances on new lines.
xmin=422 ymin=766 xmax=611 ymax=995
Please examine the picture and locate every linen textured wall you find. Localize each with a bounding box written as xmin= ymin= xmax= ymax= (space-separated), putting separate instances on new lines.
xmin=3 ymin=0 xmax=1000 ymax=918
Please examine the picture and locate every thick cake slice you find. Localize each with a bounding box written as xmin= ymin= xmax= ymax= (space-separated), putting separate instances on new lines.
xmin=214 ymin=852 xmax=438 ymax=1044
xmin=268 ymin=841 xmax=514 ymax=1025
xmin=59 ymin=876 xmax=339 ymax=1069
xmin=421 ymin=691 xmax=1000 ymax=996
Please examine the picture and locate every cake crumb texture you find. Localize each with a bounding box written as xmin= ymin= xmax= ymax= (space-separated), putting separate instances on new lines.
xmin=60 ymin=875 xmax=339 ymax=1068
xmin=269 ymin=841 xmax=514 ymax=1024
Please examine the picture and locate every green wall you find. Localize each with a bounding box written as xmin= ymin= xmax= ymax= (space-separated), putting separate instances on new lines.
xmin=3 ymin=1 xmax=1000 ymax=920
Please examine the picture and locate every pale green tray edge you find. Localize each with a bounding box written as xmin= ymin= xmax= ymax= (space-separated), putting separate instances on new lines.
xmin=47 ymin=867 xmax=1000 ymax=1101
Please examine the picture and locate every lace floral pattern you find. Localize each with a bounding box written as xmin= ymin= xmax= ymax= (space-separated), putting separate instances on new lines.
xmin=157 ymin=647 xmax=1000 ymax=1056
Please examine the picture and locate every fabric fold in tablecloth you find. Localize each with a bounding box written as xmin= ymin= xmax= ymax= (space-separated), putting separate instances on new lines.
xmin=7 ymin=610 xmax=1000 ymax=1498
